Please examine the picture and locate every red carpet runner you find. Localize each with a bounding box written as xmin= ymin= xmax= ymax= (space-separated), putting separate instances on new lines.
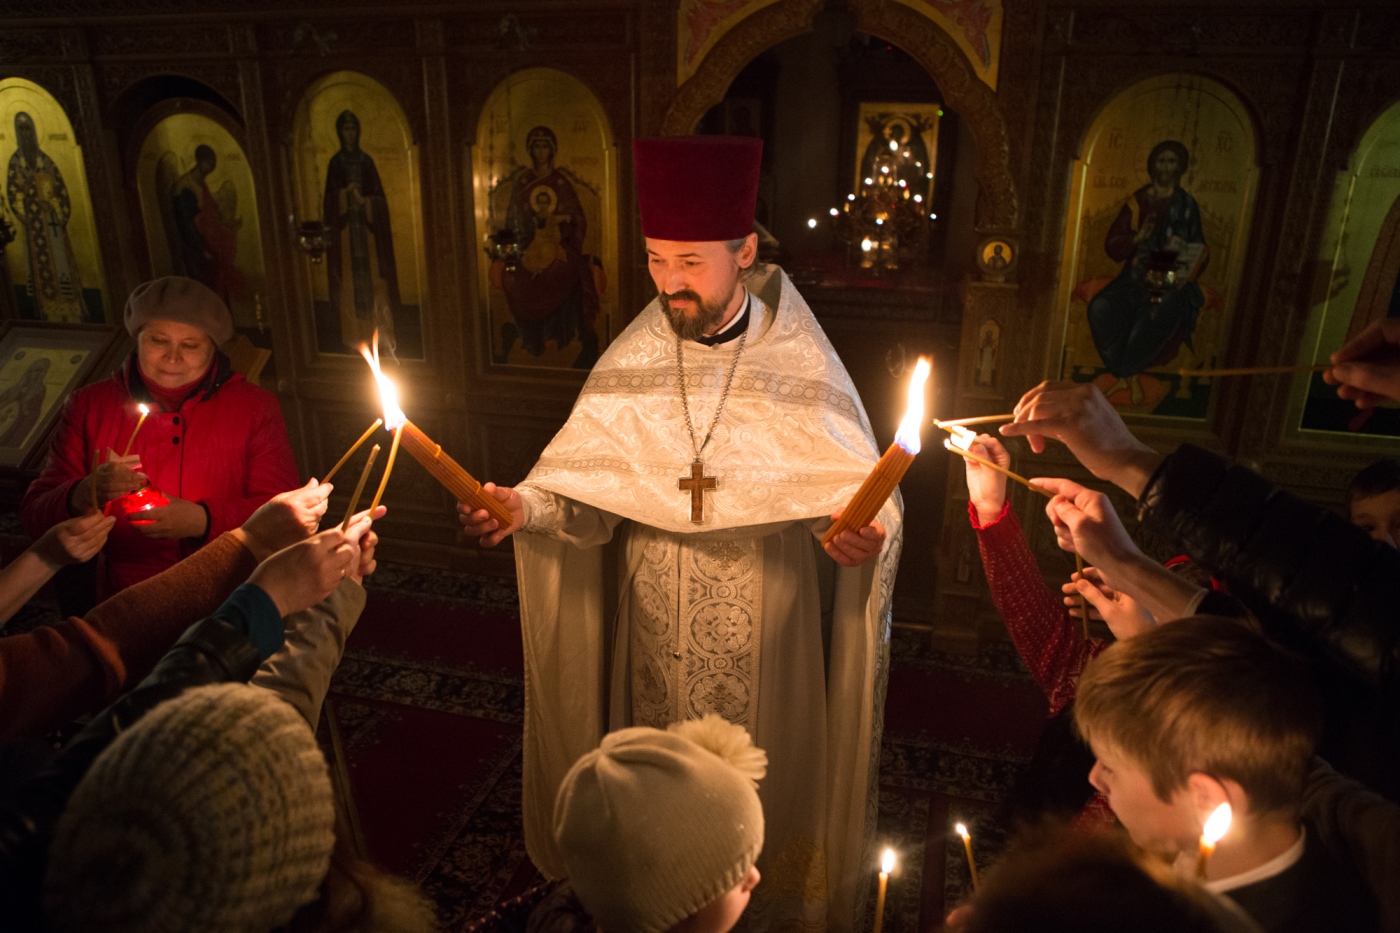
xmin=333 ymin=563 xmax=1051 ymax=932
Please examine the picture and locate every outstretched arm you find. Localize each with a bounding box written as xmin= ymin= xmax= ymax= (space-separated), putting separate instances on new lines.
xmin=961 ymin=435 xmax=1103 ymax=714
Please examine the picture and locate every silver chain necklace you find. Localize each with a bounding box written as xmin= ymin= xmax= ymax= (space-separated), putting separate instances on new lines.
xmin=677 ymin=328 xmax=747 ymax=459
xmin=675 ymin=301 xmax=748 ymax=523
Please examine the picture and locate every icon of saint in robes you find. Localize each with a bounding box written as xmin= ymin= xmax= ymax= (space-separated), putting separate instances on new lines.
xmin=5 ymin=113 xmax=86 ymax=322
xmin=158 ymin=144 xmax=246 ymax=309
xmin=323 ymin=110 xmax=402 ymax=359
xmin=1086 ymin=139 xmax=1209 ymax=404
xmin=0 ymin=356 xmax=51 ymax=448
xmin=497 ymin=126 xmax=603 ymax=368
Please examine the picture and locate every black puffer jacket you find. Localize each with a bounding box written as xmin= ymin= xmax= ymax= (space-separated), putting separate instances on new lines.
xmin=1138 ymin=444 xmax=1400 ymax=798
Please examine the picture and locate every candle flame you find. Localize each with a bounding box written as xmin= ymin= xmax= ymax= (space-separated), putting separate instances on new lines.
xmin=358 ymin=331 xmax=406 ymax=430
xmin=954 ymin=822 xmax=970 ymax=841
xmin=893 ymin=357 xmax=932 ymax=454
xmin=1202 ymin=803 xmax=1232 ymax=846
xmin=137 ymin=403 xmax=149 ymax=415
xmin=944 ymin=425 xmax=976 ymax=451
xmin=880 ymin=848 xmax=896 ymax=874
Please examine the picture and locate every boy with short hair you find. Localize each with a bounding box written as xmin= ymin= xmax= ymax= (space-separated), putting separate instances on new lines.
xmin=1347 ymin=458 xmax=1400 ymax=548
xmin=1074 ymin=617 xmax=1378 ymax=932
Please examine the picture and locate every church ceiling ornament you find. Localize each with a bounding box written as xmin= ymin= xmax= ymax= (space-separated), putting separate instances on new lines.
xmin=889 ymin=0 xmax=1002 ymax=91
xmin=676 ymin=0 xmax=785 ymax=87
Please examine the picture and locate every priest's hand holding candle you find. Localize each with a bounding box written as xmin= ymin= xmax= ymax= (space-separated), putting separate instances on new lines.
xmin=823 ymin=357 xmax=931 ymax=566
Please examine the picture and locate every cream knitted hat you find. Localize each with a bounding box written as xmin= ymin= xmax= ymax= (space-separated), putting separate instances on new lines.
xmin=43 ymin=683 xmax=337 ymax=933
xmin=554 ymin=714 xmax=768 ymax=933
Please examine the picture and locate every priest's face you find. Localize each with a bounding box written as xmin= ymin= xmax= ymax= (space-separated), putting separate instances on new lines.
xmin=647 ymin=236 xmax=757 ymax=342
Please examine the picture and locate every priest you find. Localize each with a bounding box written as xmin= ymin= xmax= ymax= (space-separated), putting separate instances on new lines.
xmin=459 ymin=136 xmax=904 ymax=933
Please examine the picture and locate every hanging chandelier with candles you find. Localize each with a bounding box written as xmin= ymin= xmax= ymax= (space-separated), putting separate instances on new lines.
xmin=826 ymin=120 xmax=936 ymax=274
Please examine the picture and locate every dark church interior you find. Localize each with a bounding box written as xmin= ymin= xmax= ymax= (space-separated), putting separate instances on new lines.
xmin=1 ymin=1 xmax=1398 ymax=931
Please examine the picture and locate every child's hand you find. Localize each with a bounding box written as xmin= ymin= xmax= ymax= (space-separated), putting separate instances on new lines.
xmin=33 ymin=513 xmax=116 ymax=569
xmin=1063 ymin=566 xmax=1156 ymax=640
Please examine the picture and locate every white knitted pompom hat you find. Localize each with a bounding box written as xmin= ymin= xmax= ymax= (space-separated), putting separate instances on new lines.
xmin=43 ymin=683 xmax=337 ymax=933
xmin=553 ymin=714 xmax=768 ymax=933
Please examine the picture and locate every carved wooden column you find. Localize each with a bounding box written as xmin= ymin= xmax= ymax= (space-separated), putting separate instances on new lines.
xmin=933 ymin=262 xmax=1019 ymax=652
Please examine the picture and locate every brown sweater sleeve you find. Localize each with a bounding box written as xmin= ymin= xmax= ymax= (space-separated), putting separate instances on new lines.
xmin=0 ymin=532 xmax=257 ymax=741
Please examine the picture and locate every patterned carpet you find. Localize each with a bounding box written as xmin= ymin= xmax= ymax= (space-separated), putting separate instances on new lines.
xmin=337 ymin=564 xmax=1050 ymax=933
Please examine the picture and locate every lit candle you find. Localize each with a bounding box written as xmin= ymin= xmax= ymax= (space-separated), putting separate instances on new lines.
xmin=873 ymin=848 xmax=895 ymax=933
xmin=822 ymin=358 xmax=931 ymax=548
xmin=955 ymin=822 xmax=979 ymax=889
xmin=369 ymin=425 xmax=402 ymax=515
xmin=1196 ymin=803 xmax=1232 ymax=879
xmin=340 ymin=443 xmax=380 ymax=531
xmin=323 ymin=418 xmax=383 ymax=484
xmin=358 ymin=334 xmax=514 ymax=528
xmin=121 ymin=404 xmax=150 ymax=457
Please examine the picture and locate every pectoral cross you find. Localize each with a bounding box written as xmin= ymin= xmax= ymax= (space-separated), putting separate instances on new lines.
xmin=678 ymin=459 xmax=716 ymax=524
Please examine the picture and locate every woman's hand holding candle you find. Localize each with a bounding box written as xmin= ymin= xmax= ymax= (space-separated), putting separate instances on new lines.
xmin=70 ymin=451 xmax=146 ymax=515
xmin=134 ymin=498 xmax=210 ymax=540
xmin=823 ymin=511 xmax=886 ymax=567
xmin=456 ymin=482 xmax=525 ymax=547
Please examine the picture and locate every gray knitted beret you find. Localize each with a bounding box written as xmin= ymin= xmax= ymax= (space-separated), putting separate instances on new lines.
xmin=124 ymin=276 xmax=235 ymax=346
xmin=44 ymin=683 xmax=337 ymax=933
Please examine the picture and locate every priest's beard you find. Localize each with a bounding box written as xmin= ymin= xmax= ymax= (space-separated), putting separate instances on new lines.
xmin=660 ymin=286 xmax=736 ymax=342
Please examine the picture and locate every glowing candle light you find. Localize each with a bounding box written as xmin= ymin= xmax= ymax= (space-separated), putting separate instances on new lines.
xmin=822 ymin=358 xmax=930 ymax=548
xmin=829 ymin=207 xmax=839 ymax=216
xmin=1196 ymin=803 xmax=1232 ymax=879
xmin=807 ymin=218 xmax=817 ymax=229
xmin=873 ymin=848 xmax=896 ymax=933
xmin=358 ymin=334 xmax=514 ymax=529
xmin=955 ymin=823 xmax=979 ymax=889
xmin=121 ymin=404 xmax=150 ymax=457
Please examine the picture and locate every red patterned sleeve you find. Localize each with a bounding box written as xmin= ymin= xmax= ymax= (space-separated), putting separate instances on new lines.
xmin=970 ymin=500 xmax=1107 ymax=716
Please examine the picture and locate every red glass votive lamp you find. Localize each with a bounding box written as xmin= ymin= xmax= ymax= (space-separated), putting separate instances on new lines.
xmin=105 ymin=485 xmax=169 ymax=524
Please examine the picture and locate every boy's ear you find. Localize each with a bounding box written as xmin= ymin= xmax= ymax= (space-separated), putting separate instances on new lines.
xmin=1185 ymin=773 xmax=1234 ymax=821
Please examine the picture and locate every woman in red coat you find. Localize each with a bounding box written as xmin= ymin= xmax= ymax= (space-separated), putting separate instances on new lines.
xmin=21 ymin=276 xmax=299 ymax=602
